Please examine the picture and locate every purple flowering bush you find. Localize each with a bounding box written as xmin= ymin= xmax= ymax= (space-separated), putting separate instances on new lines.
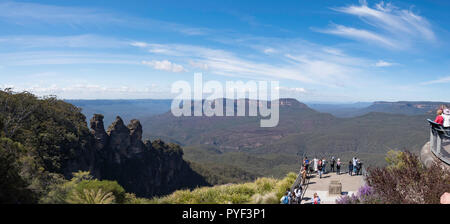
xmin=365 ymin=151 xmax=450 ymax=204
xmin=336 ymin=185 xmax=380 ymax=204
xmin=335 ymin=193 xmax=359 ymax=204
xmin=338 ymin=151 xmax=450 ymax=204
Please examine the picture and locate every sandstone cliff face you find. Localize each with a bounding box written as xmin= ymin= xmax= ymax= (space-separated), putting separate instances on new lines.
xmin=90 ymin=114 xmax=108 ymax=150
xmin=67 ymin=114 xmax=208 ymax=198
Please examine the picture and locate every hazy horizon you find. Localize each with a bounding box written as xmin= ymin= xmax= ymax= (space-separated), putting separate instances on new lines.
xmin=64 ymin=98 xmax=449 ymax=105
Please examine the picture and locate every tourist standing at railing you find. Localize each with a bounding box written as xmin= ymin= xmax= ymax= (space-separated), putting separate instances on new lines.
xmin=355 ymin=159 xmax=361 ymax=175
xmin=322 ymin=158 xmax=327 ymax=174
xmin=318 ymin=159 xmax=323 ymax=178
xmin=294 ymin=185 xmax=302 ymax=204
xmin=435 ymin=109 xmax=444 ymax=126
xmin=352 ymin=157 xmax=358 ymax=175
xmin=348 ymin=160 xmax=353 ymax=176
xmin=313 ymin=158 xmax=318 ymax=173
xmin=287 ymin=188 xmax=292 ymax=204
xmin=291 ymin=191 xmax=296 ymax=204
xmin=330 ymin=156 xmax=335 ymax=172
xmin=303 ymin=157 xmax=310 ymax=174
xmin=336 ymin=158 xmax=341 ymax=175
xmin=443 ymin=108 xmax=450 ymax=128
xmin=358 ymin=159 xmax=363 ymax=175
xmin=301 ymin=167 xmax=307 ymax=184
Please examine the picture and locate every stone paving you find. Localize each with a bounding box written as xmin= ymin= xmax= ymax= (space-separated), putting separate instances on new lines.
xmin=300 ymin=171 xmax=365 ymax=204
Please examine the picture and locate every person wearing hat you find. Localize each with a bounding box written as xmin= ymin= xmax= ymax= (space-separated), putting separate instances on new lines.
xmin=443 ymin=108 xmax=450 ymax=128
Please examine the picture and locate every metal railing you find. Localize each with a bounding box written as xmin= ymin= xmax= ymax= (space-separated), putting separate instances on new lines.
xmin=427 ymin=119 xmax=450 ymax=165
xmin=289 ymin=170 xmax=309 ymax=204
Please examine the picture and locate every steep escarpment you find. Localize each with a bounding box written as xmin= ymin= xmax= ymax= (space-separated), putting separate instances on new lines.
xmin=82 ymin=115 xmax=209 ymax=197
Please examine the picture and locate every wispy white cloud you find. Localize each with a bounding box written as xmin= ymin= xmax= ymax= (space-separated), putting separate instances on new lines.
xmin=421 ymin=76 xmax=450 ymax=85
xmin=333 ymin=1 xmax=435 ymax=40
xmin=263 ymin=48 xmax=276 ymax=54
xmin=315 ymin=24 xmax=397 ymax=48
xmin=317 ymin=1 xmax=436 ymax=49
xmin=142 ymin=60 xmax=187 ymax=73
xmin=321 ymin=48 xmax=344 ymax=56
xmin=130 ymin=42 xmax=149 ymax=48
xmin=131 ymin=39 xmax=370 ymax=88
xmin=375 ymin=60 xmax=396 ymax=67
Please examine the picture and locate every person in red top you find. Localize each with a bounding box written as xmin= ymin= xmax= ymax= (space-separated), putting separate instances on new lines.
xmin=435 ymin=109 xmax=444 ymax=125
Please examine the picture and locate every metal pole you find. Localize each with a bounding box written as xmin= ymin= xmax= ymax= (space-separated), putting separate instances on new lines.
xmin=430 ymin=127 xmax=436 ymax=154
xmin=436 ymin=132 xmax=442 ymax=156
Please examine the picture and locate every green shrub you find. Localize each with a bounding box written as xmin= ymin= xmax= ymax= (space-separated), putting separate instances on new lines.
xmin=149 ymin=173 xmax=296 ymax=204
xmin=70 ymin=179 xmax=126 ymax=204
xmin=251 ymin=192 xmax=278 ymax=204
xmin=274 ymin=172 xmax=297 ymax=200
xmin=254 ymin=178 xmax=277 ymax=193
xmin=67 ymin=188 xmax=115 ymax=204
xmin=124 ymin=193 xmax=152 ymax=204
xmin=40 ymin=171 xmax=93 ymax=204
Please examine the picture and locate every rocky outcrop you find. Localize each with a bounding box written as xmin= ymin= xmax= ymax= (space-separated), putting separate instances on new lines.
xmin=128 ymin=119 xmax=145 ymax=155
xmin=90 ymin=114 xmax=108 ymax=150
xmin=69 ymin=115 xmax=209 ymax=198
xmin=106 ymin=116 xmax=131 ymax=161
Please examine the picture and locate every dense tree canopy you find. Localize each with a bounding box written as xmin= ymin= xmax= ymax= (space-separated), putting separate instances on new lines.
xmin=0 ymin=138 xmax=36 ymax=203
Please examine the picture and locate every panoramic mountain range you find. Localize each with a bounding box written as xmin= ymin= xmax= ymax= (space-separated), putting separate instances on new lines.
xmin=68 ymin=99 xmax=447 ymax=121
xmin=138 ymin=98 xmax=439 ymax=178
xmin=67 ymin=98 xmax=448 ymax=179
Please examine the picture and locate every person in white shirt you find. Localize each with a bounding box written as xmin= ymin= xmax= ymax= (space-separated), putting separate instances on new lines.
xmin=294 ymin=186 xmax=302 ymax=204
xmin=336 ymin=158 xmax=341 ymax=175
xmin=287 ymin=190 xmax=292 ymax=204
xmin=352 ymin=157 xmax=358 ymax=174
xmin=443 ymin=108 xmax=450 ymax=128
xmin=313 ymin=158 xmax=318 ymax=173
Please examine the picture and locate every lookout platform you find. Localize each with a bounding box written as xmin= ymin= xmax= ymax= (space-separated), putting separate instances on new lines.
xmin=420 ymin=141 xmax=450 ymax=169
xmin=420 ymin=119 xmax=450 ymax=169
xmin=300 ymin=172 xmax=365 ymax=204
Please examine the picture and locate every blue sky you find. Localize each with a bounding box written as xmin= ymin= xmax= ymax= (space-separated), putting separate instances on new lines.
xmin=1 ymin=0 xmax=450 ymax=102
